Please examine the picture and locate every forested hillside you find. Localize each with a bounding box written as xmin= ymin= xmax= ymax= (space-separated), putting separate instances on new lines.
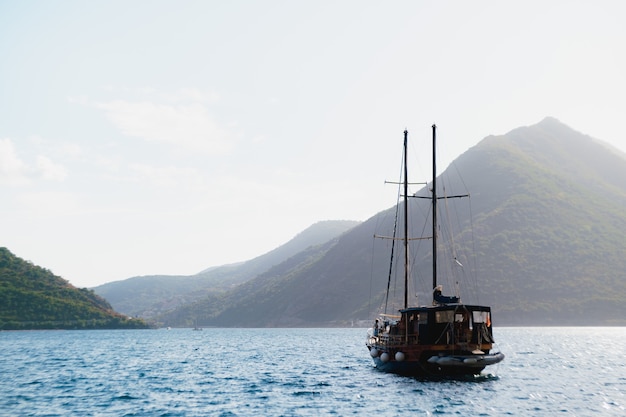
xmin=0 ymin=248 xmax=148 ymax=330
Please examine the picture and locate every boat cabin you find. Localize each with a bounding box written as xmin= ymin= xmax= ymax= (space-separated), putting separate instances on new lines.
xmin=391 ymin=304 xmax=494 ymax=347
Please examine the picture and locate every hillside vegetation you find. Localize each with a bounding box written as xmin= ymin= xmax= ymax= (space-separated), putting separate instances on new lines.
xmin=0 ymin=248 xmax=148 ymax=330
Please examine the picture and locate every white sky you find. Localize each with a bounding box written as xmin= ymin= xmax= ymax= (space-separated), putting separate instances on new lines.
xmin=1 ymin=1 xmax=625 ymax=288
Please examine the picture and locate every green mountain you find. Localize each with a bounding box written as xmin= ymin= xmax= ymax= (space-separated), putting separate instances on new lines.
xmin=159 ymin=117 xmax=626 ymax=327
xmin=454 ymin=117 xmax=626 ymax=324
xmin=93 ymin=220 xmax=360 ymax=318
xmin=0 ymin=248 xmax=148 ymax=330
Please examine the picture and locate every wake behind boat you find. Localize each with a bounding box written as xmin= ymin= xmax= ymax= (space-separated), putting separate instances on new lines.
xmin=366 ymin=126 xmax=504 ymax=377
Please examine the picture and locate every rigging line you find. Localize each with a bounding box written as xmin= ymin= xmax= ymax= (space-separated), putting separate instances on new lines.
xmin=368 ymin=194 xmax=387 ymax=318
xmin=453 ymin=194 xmax=478 ymax=303
xmin=435 ymin=166 xmax=472 ymax=300
xmin=468 ymin=195 xmax=481 ymax=305
xmin=375 ymin=235 xmax=431 ymax=241
xmin=367 ymin=226 xmax=376 ymax=318
xmin=410 ymin=199 xmax=432 ymax=302
xmin=451 ymin=159 xmax=471 ymax=194
xmin=412 ymin=194 xmax=469 ymax=200
xmin=441 ymin=184 xmax=463 ymax=298
xmin=440 ymin=186 xmax=450 ymax=280
xmin=408 ymin=234 xmax=423 ymax=303
xmin=447 ymin=163 xmax=480 ymax=302
xmin=383 ymin=148 xmax=405 ymax=315
xmin=449 ymin=160 xmax=475 ymax=262
xmin=385 ymin=181 xmax=427 ymax=185
xmin=442 ymin=185 xmax=458 ymax=260
xmin=383 ymin=198 xmax=400 ymax=315
xmin=443 ymin=164 xmax=478 ymax=302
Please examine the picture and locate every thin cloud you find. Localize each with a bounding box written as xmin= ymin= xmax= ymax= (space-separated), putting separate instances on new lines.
xmin=128 ymin=163 xmax=206 ymax=189
xmin=0 ymin=139 xmax=67 ymax=185
xmin=96 ymin=99 xmax=234 ymax=154
xmin=0 ymin=138 xmax=29 ymax=186
xmin=36 ymin=155 xmax=68 ymax=181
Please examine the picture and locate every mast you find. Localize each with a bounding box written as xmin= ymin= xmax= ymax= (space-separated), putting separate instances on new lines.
xmin=403 ymin=129 xmax=409 ymax=309
xmin=431 ymin=124 xmax=437 ymax=299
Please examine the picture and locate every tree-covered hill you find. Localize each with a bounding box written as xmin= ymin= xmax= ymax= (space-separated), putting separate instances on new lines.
xmin=438 ymin=117 xmax=626 ymax=324
xmin=0 ymin=248 xmax=148 ymax=330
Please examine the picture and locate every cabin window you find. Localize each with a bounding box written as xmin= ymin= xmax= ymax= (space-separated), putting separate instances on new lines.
xmin=472 ymin=311 xmax=491 ymax=325
xmin=455 ymin=313 xmax=464 ymax=323
xmin=435 ymin=310 xmax=454 ymax=323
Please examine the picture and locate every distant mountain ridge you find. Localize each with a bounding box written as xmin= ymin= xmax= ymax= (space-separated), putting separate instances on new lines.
xmin=0 ymin=248 xmax=147 ymax=330
xmin=12 ymin=118 xmax=625 ymax=328
xmin=93 ymin=220 xmax=360 ymax=318
xmin=157 ymin=117 xmax=626 ymax=327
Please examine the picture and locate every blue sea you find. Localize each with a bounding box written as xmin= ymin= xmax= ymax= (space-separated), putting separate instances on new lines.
xmin=1 ymin=327 xmax=625 ymax=416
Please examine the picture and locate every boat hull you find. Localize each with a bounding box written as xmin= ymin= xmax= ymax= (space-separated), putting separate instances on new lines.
xmin=370 ymin=350 xmax=504 ymax=377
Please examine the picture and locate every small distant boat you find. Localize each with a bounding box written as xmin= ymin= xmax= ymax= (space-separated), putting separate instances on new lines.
xmin=366 ymin=126 xmax=504 ymax=377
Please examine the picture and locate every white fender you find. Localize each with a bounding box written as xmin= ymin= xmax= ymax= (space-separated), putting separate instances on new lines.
xmin=395 ymin=351 xmax=405 ymax=362
xmin=436 ymin=357 xmax=458 ymax=366
xmin=370 ymin=348 xmax=379 ymax=358
xmin=380 ymin=352 xmax=390 ymax=362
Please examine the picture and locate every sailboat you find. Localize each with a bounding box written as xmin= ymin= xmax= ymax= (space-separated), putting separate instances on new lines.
xmin=366 ymin=126 xmax=504 ymax=376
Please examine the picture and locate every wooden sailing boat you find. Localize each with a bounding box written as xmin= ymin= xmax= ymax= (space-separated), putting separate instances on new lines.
xmin=366 ymin=126 xmax=504 ymax=376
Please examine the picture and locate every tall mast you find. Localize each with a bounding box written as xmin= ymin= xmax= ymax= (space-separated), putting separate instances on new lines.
xmin=432 ymin=124 xmax=437 ymax=298
xmin=403 ymin=130 xmax=409 ymax=309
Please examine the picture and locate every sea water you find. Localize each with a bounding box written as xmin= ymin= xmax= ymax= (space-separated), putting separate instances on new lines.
xmin=1 ymin=327 xmax=625 ymax=416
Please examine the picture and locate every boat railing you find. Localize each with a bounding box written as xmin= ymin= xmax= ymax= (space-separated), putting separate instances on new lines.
xmin=368 ymin=333 xmax=408 ymax=347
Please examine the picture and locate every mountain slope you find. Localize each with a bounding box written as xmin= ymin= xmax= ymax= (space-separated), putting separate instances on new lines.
xmin=453 ymin=117 xmax=626 ymax=323
xmin=0 ymin=248 xmax=148 ymax=330
xmin=93 ymin=220 xmax=360 ymax=317
xmin=160 ymin=117 xmax=626 ymax=326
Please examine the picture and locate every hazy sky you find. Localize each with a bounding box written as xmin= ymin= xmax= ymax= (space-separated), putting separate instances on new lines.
xmin=1 ymin=1 xmax=625 ymax=288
